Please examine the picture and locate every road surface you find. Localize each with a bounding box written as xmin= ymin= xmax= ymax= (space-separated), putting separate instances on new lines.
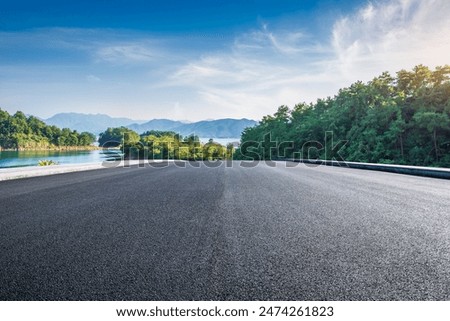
xmin=1 ymin=161 xmax=449 ymax=300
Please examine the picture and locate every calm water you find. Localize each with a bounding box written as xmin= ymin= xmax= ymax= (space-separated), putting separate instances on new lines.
xmin=199 ymin=137 xmax=240 ymax=145
xmin=0 ymin=150 xmax=117 ymax=168
xmin=0 ymin=138 xmax=240 ymax=168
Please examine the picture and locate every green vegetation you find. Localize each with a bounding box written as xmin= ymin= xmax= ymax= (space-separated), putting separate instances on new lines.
xmin=237 ymin=65 xmax=450 ymax=167
xmin=0 ymin=109 xmax=96 ymax=150
xmin=98 ymin=126 xmax=140 ymax=147
xmin=98 ymin=128 xmax=233 ymax=160
xmin=38 ymin=159 xmax=58 ymax=166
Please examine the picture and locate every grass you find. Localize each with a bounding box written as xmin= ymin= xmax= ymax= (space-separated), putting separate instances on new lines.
xmin=38 ymin=159 xmax=58 ymax=166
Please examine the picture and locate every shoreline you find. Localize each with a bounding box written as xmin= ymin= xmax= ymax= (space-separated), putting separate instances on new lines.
xmin=0 ymin=146 xmax=101 ymax=152
xmin=0 ymin=162 xmax=106 ymax=181
xmin=0 ymin=160 xmax=182 ymax=181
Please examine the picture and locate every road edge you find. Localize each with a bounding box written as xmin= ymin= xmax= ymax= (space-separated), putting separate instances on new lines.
xmin=284 ymin=159 xmax=450 ymax=179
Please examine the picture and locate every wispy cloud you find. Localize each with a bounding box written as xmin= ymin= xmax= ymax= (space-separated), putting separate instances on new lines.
xmin=2 ymin=1 xmax=449 ymax=121
xmin=233 ymin=25 xmax=313 ymax=55
xmin=0 ymin=28 xmax=176 ymax=119
xmin=330 ymin=0 xmax=450 ymax=81
xmin=0 ymin=28 xmax=167 ymax=66
xmin=95 ymin=44 xmax=157 ymax=63
xmin=86 ymin=74 xmax=101 ymax=82
xmin=169 ymin=19 xmax=332 ymax=115
xmin=167 ymin=0 xmax=450 ymax=120
xmin=167 ymin=23 xmax=335 ymax=118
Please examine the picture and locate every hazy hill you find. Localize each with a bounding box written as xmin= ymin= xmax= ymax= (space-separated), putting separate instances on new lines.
xmin=173 ymin=118 xmax=257 ymax=138
xmin=45 ymin=113 xmax=257 ymax=138
xmin=126 ymin=119 xmax=185 ymax=133
xmin=45 ymin=113 xmax=145 ymax=134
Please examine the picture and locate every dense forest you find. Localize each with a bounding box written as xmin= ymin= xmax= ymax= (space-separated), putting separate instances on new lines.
xmin=0 ymin=109 xmax=96 ymax=150
xmin=99 ymin=127 xmax=233 ymax=160
xmin=236 ymin=65 xmax=450 ymax=167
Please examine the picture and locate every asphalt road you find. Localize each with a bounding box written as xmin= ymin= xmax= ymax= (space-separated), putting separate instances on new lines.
xmin=1 ymin=161 xmax=449 ymax=300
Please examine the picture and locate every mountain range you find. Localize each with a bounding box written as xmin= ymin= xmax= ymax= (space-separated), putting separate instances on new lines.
xmin=44 ymin=113 xmax=257 ymax=138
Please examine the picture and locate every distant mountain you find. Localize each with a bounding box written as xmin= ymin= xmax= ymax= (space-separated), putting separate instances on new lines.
xmin=128 ymin=118 xmax=257 ymax=138
xmin=126 ymin=119 xmax=185 ymax=133
xmin=45 ymin=113 xmax=146 ymax=134
xmin=173 ymin=118 xmax=257 ymax=138
xmin=45 ymin=113 xmax=257 ymax=138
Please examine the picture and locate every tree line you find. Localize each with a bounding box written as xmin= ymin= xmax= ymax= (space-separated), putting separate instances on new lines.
xmin=98 ymin=127 xmax=234 ymax=160
xmin=0 ymin=109 xmax=96 ymax=149
xmin=3 ymin=64 xmax=449 ymax=166
xmin=235 ymin=65 xmax=450 ymax=167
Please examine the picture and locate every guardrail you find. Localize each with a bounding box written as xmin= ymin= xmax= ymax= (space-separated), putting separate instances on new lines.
xmin=282 ymin=158 xmax=450 ymax=180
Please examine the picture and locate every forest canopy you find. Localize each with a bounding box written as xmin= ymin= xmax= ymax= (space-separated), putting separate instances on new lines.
xmin=98 ymin=127 xmax=234 ymax=161
xmin=0 ymin=109 xmax=95 ymax=149
xmin=236 ymin=65 xmax=450 ymax=167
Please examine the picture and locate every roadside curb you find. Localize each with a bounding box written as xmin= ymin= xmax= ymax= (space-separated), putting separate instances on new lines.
xmin=0 ymin=163 xmax=106 ymax=181
xmin=0 ymin=160 xmax=188 ymax=181
xmin=284 ymin=159 xmax=450 ymax=180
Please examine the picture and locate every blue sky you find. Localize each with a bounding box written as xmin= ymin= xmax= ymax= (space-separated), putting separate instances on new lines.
xmin=1 ymin=0 xmax=449 ymax=121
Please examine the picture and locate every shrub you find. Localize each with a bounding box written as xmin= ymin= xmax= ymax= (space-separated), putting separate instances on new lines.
xmin=38 ymin=159 xmax=58 ymax=166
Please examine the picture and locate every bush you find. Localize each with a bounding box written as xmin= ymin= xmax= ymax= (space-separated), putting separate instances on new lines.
xmin=38 ymin=159 xmax=58 ymax=166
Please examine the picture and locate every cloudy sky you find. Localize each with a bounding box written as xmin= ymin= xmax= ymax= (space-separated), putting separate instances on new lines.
xmin=1 ymin=0 xmax=449 ymax=121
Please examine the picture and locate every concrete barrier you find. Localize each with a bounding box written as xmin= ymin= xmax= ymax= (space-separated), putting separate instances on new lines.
xmin=0 ymin=162 xmax=106 ymax=181
xmin=283 ymin=158 xmax=450 ymax=180
xmin=0 ymin=160 xmax=187 ymax=181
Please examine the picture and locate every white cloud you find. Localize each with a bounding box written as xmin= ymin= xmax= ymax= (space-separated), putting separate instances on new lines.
xmin=233 ymin=27 xmax=311 ymax=55
xmin=167 ymin=26 xmax=335 ymax=118
xmin=330 ymin=0 xmax=450 ymax=81
xmin=166 ymin=0 xmax=450 ymax=120
xmin=86 ymin=74 xmax=101 ymax=82
xmin=0 ymin=28 xmax=166 ymax=66
xmin=2 ymin=1 xmax=450 ymax=122
xmin=95 ymin=44 xmax=156 ymax=63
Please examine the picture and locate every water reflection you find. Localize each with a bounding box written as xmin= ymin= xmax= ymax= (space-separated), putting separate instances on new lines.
xmin=0 ymin=149 xmax=123 ymax=168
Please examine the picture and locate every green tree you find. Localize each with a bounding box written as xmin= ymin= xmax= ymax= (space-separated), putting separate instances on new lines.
xmin=237 ymin=65 xmax=450 ymax=167
xmin=0 ymin=108 xmax=96 ymax=149
xmin=202 ymin=139 xmax=226 ymax=160
xmin=98 ymin=127 xmax=139 ymax=147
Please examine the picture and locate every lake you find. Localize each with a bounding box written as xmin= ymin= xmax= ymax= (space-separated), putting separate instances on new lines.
xmin=199 ymin=137 xmax=240 ymax=145
xmin=0 ymin=150 xmax=115 ymax=168
xmin=0 ymin=138 xmax=240 ymax=168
